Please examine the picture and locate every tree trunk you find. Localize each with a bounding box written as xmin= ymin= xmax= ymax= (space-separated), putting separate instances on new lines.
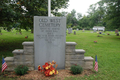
xmin=31 ymin=28 xmax=33 ymax=33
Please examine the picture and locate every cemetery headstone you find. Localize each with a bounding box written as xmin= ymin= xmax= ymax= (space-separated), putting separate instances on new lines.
xmin=74 ymin=31 xmax=76 ymax=35
xmin=115 ymin=29 xmax=118 ymax=33
xmin=76 ymin=28 xmax=79 ymax=31
xmin=34 ymin=16 xmax=66 ymax=69
xmin=116 ymin=33 xmax=119 ymax=36
xmin=83 ymin=29 xmax=84 ymax=32
xmin=68 ymin=28 xmax=72 ymax=33
xmin=115 ymin=29 xmax=119 ymax=36
xmin=94 ymin=30 xmax=96 ymax=32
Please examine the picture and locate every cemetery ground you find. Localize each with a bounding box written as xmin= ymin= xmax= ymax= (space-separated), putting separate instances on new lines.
xmin=0 ymin=30 xmax=120 ymax=80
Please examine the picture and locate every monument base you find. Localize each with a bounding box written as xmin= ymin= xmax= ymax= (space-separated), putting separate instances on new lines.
xmin=5 ymin=42 xmax=94 ymax=71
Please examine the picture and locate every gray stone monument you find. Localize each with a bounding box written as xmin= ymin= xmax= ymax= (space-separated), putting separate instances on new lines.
xmin=34 ymin=16 xmax=66 ymax=69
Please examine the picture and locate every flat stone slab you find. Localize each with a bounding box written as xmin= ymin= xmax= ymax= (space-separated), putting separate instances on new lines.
xmin=5 ymin=57 xmax=14 ymax=62
xmin=12 ymin=49 xmax=24 ymax=54
xmin=22 ymin=42 xmax=34 ymax=46
xmin=84 ymin=56 xmax=94 ymax=61
xmin=66 ymin=42 xmax=77 ymax=45
xmin=75 ymin=49 xmax=85 ymax=54
xmin=22 ymin=42 xmax=77 ymax=46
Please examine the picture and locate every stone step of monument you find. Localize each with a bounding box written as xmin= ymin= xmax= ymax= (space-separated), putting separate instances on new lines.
xmin=65 ymin=54 xmax=84 ymax=60
xmin=83 ymin=56 xmax=94 ymax=69
xmin=14 ymin=62 xmax=34 ymax=67
xmin=12 ymin=49 xmax=24 ymax=55
xmin=84 ymin=56 xmax=94 ymax=61
xmin=75 ymin=49 xmax=85 ymax=54
xmin=4 ymin=57 xmax=14 ymax=71
xmin=5 ymin=57 xmax=14 ymax=62
xmin=12 ymin=49 xmax=24 ymax=54
xmin=66 ymin=42 xmax=77 ymax=45
xmin=65 ymin=42 xmax=77 ymax=54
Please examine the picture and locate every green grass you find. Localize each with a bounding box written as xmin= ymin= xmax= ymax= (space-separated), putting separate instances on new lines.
xmin=0 ymin=30 xmax=120 ymax=80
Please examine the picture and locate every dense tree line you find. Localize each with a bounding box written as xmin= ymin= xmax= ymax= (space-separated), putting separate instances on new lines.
xmin=0 ymin=0 xmax=120 ymax=31
xmin=65 ymin=0 xmax=120 ymax=30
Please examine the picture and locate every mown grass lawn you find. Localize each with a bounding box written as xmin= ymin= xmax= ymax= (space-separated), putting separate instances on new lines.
xmin=0 ymin=29 xmax=120 ymax=80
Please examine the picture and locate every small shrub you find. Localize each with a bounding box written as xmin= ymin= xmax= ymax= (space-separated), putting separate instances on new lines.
xmin=14 ymin=65 xmax=29 ymax=75
xmin=70 ymin=64 xmax=83 ymax=75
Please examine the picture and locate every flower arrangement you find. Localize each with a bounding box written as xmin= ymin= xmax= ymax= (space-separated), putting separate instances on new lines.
xmin=38 ymin=60 xmax=58 ymax=77
xmin=94 ymin=40 xmax=97 ymax=43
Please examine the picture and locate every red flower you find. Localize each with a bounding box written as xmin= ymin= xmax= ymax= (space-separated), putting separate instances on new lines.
xmin=38 ymin=65 xmax=41 ymax=71
xmin=39 ymin=61 xmax=58 ymax=77
xmin=44 ymin=70 xmax=50 ymax=76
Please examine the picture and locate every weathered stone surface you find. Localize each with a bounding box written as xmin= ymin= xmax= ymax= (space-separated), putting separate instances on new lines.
xmin=66 ymin=48 xmax=75 ymax=53
xmin=66 ymin=52 xmax=76 ymax=55
xmin=28 ymin=67 xmax=34 ymax=70
xmin=6 ymin=62 xmax=14 ymax=66
xmin=5 ymin=67 xmax=14 ymax=71
xmin=65 ymin=60 xmax=84 ymax=67
xmin=24 ymin=49 xmax=34 ymax=53
xmin=14 ymin=62 xmax=24 ymax=65
xmin=66 ymin=42 xmax=77 ymax=45
xmin=75 ymin=49 xmax=85 ymax=54
xmin=14 ymin=55 xmax=25 ymax=62
xmin=34 ymin=16 xmax=66 ymax=69
xmin=84 ymin=56 xmax=94 ymax=61
xmin=24 ymin=55 xmax=34 ymax=62
xmin=24 ymin=46 xmax=33 ymax=50
xmin=24 ymin=52 xmax=34 ymax=55
xmin=12 ymin=49 xmax=24 ymax=54
xmin=24 ymin=62 xmax=34 ymax=67
xmin=24 ymin=45 xmax=33 ymax=48
xmin=66 ymin=45 xmax=75 ymax=49
xmin=77 ymin=60 xmax=84 ymax=66
xmin=5 ymin=57 xmax=14 ymax=62
xmin=65 ymin=54 xmax=84 ymax=60
xmin=22 ymin=42 xmax=34 ymax=46
xmin=83 ymin=57 xmax=94 ymax=69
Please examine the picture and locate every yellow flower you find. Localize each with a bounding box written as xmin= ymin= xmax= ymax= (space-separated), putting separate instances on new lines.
xmin=56 ymin=70 xmax=58 ymax=74
xmin=49 ymin=71 xmax=53 ymax=75
xmin=45 ymin=67 xmax=48 ymax=69
xmin=52 ymin=70 xmax=55 ymax=74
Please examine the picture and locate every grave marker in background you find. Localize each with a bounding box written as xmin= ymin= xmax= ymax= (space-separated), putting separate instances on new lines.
xmin=68 ymin=28 xmax=72 ymax=33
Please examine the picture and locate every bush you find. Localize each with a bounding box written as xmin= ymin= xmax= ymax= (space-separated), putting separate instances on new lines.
xmin=14 ymin=65 xmax=29 ymax=75
xmin=70 ymin=64 xmax=83 ymax=75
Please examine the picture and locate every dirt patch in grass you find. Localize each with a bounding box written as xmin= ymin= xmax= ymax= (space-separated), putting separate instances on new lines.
xmin=1 ymin=69 xmax=94 ymax=80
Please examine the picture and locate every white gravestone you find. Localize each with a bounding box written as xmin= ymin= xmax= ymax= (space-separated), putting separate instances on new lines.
xmin=68 ymin=28 xmax=72 ymax=33
xmin=34 ymin=16 xmax=66 ymax=69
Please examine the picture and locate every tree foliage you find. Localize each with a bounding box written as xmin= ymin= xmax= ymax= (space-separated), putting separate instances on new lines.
xmin=102 ymin=0 xmax=120 ymax=30
xmin=0 ymin=0 xmax=69 ymax=32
